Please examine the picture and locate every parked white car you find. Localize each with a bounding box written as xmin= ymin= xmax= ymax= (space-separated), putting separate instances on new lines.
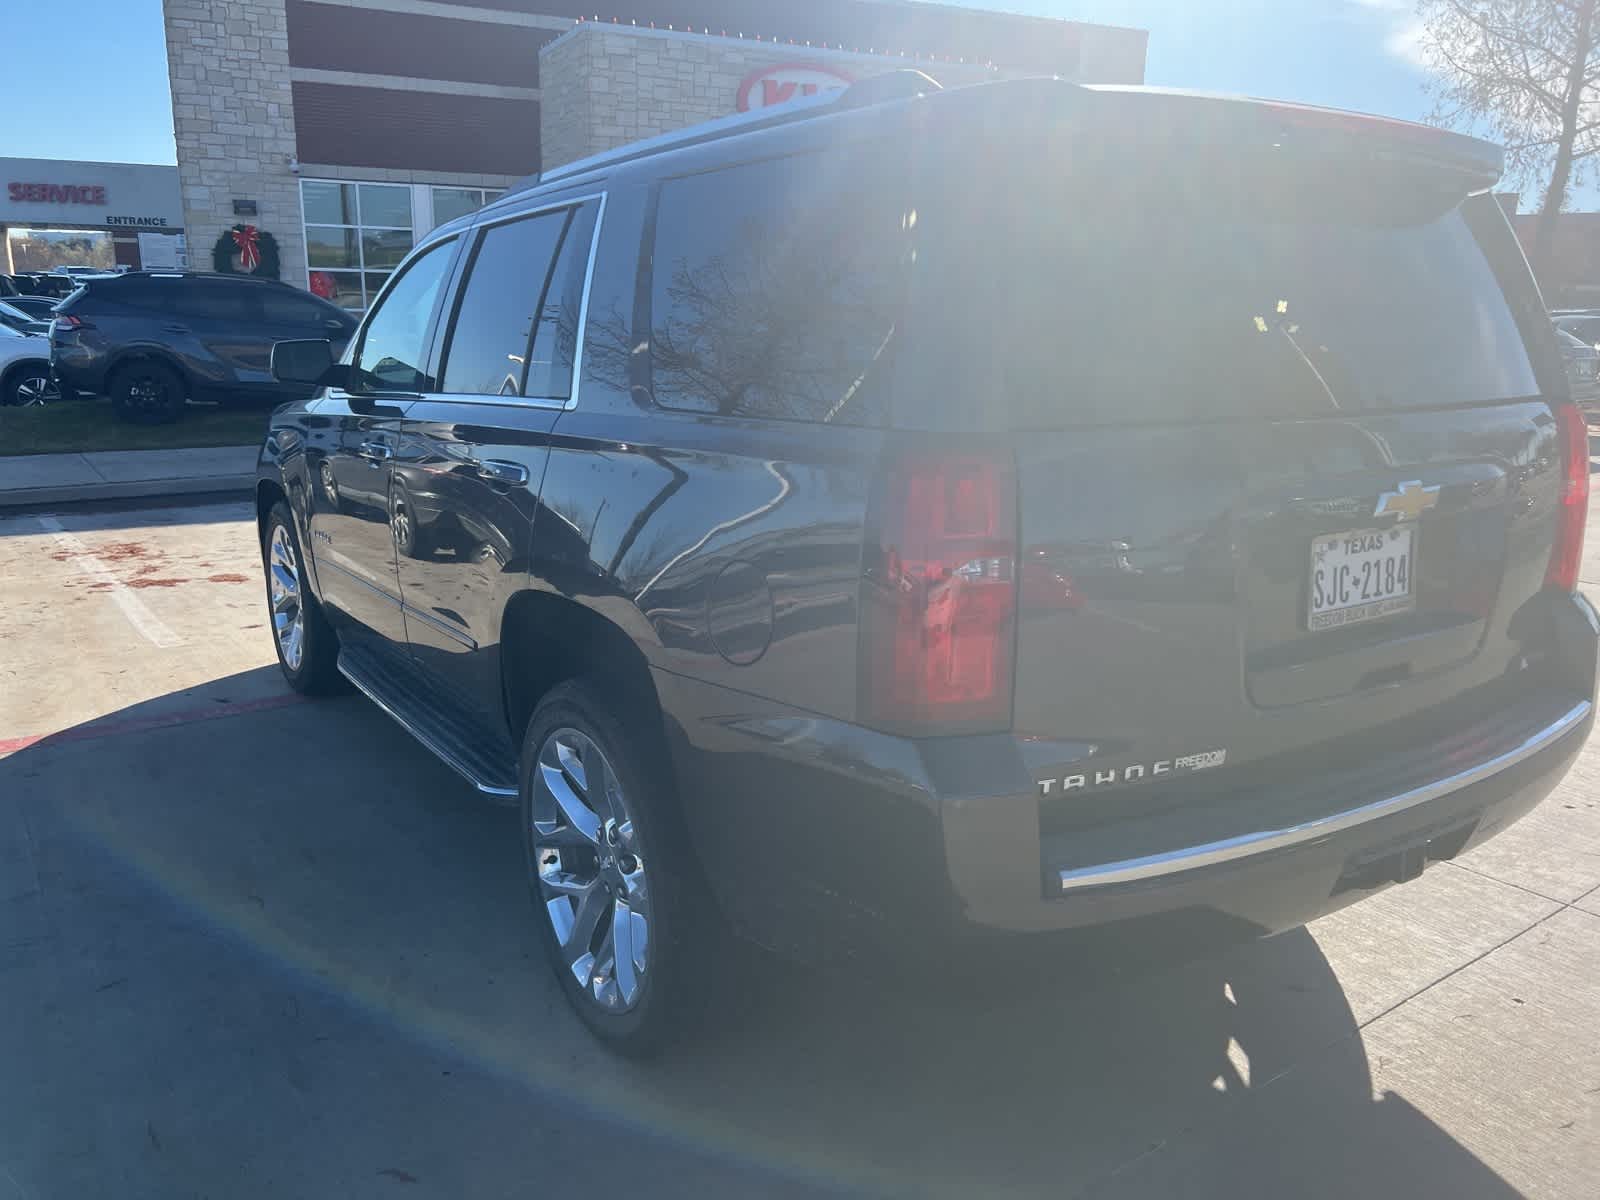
xmin=0 ymin=324 xmax=57 ymax=406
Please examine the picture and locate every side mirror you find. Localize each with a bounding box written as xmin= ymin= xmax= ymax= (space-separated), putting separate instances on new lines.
xmin=271 ymin=338 xmax=351 ymax=389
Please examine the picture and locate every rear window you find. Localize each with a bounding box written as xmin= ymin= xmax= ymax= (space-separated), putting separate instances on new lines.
xmin=901 ymin=140 xmax=1541 ymax=429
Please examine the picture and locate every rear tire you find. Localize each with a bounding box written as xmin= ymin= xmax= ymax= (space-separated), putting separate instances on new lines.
xmin=110 ymin=361 xmax=186 ymax=424
xmin=521 ymin=680 xmax=705 ymax=1056
xmin=262 ymin=501 xmax=345 ymax=695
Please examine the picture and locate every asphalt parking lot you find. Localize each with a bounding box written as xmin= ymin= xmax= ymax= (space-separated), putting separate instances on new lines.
xmin=2 ymin=498 xmax=1597 ymax=1199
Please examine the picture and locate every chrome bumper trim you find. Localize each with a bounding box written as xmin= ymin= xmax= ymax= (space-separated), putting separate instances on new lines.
xmin=1057 ymin=698 xmax=1591 ymax=893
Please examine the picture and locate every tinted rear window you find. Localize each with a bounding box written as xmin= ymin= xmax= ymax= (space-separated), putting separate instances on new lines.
xmin=901 ymin=143 xmax=1540 ymax=429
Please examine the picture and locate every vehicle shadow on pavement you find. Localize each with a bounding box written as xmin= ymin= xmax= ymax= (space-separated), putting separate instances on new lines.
xmin=0 ymin=668 xmax=1525 ymax=1199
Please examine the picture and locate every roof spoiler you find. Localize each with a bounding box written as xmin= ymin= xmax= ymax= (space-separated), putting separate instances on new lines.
xmin=1084 ymin=87 xmax=1505 ymax=190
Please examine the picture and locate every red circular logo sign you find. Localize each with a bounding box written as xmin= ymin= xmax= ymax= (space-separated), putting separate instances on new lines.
xmin=736 ymin=63 xmax=855 ymax=112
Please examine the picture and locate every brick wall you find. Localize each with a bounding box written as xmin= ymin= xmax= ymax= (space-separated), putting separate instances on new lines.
xmin=163 ymin=0 xmax=305 ymax=286
xmin=538 ymin=24 xmax=994 ymax=170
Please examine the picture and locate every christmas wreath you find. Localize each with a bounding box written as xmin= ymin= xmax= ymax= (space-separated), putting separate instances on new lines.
xmin=211 ymin=224 xmax=281 ymax=279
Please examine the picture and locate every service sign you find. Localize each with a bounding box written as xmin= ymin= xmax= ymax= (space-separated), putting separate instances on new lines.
xmin=736 ymin=63 xmax=854 ymax=112
xmin=0 ymin=159 xmax=182 ymax=230
xmin=7 ymin=182 xmax=107 ymax=205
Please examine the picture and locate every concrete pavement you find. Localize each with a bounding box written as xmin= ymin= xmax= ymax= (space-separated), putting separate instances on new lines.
xmin=0 ymin=444 xmax=257 ymax=508
xmin=0 ymin=498 xmax=1596 ymax=1198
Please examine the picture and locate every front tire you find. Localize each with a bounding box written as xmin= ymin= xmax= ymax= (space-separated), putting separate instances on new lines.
xmin=262 ymin=501 xmax=345 ymax=695
xmin=521 ymin=681 xmax=700 ymax=1056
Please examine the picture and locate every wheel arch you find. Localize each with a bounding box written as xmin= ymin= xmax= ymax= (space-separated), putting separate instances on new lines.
xmin=255 ymin=478 xmax=288 ymax=544
xmin=1 ymin=357 xmax=52 ymax=396
xmin=500 ymin=591 xmax=665 ymax=747
xmin=105 ymin=346 xmax=191 ymax=394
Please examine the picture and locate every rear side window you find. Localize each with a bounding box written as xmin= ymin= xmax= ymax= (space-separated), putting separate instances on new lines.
xmin=172 ymin=281 xmax=256 ymax=322
xmin=101 ymin=278 xmax=173 ymax=313
xmin=647 ymin=147 xmax=910 ymax=424
xmin=903 ymin=140 xmax=1542 ymax=429
xmin=438 ymin=201 xmax=596 ymax=400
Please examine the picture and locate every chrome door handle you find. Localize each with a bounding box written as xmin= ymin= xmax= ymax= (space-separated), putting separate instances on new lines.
xmin=358 ymin=441 xmax=392 ymax=464
xmin=475 ymin=459 xmax=528 ymax=485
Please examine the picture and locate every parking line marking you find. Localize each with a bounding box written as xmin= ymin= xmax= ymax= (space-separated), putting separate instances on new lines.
xmin=0 ymin=693 xmax=308 ymax=758
xmin=35 ymin=515 xmax=183 ymax=648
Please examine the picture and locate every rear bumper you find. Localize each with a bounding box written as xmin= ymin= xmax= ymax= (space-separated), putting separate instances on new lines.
xmin=657 ymin=593 xmax=1598 ymax=957
xmin=945 ymin=694 xmax=1588 ymax=936
xmin=1059 ymin=700 xmax=1588 ymax=893
xmin=50 ymin=342 xmax=105 ymax=393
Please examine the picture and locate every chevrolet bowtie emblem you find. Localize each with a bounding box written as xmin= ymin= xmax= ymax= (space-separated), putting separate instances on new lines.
xmin=1374 ymin=480 xmax=1440 ymax=522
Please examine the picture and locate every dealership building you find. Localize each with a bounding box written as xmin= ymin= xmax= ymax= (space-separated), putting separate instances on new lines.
xmin=160 ymin=0 xmax=1146 ymax=309
xmin=0 ymin=158 xmax=185 ymax=274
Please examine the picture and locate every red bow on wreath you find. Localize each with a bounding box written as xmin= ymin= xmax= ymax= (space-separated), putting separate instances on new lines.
xmin=232 ymin=225 xmax=261 ymax=271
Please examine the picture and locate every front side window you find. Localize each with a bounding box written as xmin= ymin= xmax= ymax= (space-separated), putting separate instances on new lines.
xmin=648 ymin=148 xmax=909 ymax=424
xmin=260 ymin=288 xmax=340 ymax=328
xmin=352 ymin=239 xmax=455 ymax=392
xmin=438 ymin=202 xmax=597 ymax=399
xmin=303 ymin=180 xmax=415 ymax=312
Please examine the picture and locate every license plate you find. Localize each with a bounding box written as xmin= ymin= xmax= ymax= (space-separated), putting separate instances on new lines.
xmin=1308 ymin=526 xmax=1415 ymax=631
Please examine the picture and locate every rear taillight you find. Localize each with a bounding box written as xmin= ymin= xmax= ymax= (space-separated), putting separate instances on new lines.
xmin=1546 ymin=403 xmax=1589 ymax=591
xmin=860 ymin=448 xmax=1018 ymax=734
xmin=52 ymin=314 xmax=87 ymax=331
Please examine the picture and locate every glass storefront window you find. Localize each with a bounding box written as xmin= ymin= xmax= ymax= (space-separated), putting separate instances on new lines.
xmin=308 ymin=270 xmax=364 ymax=310
xmin=304 ymin=227 xmax=359 ymax=269
xmin=301 ymin=181 xmax=508 ymax=309
xmin=300 ymin=179 xmax=415 ymax=311
xmin=431 ymin=186 xmax=506 ymax=230
xmin=359 ymin=184 xmax=412 ymax=229
xmin=432 ymin=187 xmax=482 ymax=227
xmin=301 ymin=181 xmax=357 ymax=225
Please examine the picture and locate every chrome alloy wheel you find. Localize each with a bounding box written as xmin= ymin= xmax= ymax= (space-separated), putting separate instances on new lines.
xmin=268 ymin=524 xmax=306 ymax=671
xmin=13 ymin=372 xmax=58 ymax=406
xmin=532 ymin=729 xmax=650 ymax=1012
xmin=390 ymin=500 xmax=412 ymax=551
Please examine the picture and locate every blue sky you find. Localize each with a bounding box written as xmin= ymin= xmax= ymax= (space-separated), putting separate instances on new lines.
xmin=9 ymin=1 xmax=1467 ymax=190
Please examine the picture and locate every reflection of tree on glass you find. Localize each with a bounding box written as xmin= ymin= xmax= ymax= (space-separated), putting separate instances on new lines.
xmin=648 ymin=148 xmax=910 ymax=425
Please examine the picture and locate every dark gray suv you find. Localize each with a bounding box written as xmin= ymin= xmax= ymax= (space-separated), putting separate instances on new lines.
xmin=51 ymin=271 xmax=357 ymax=422
xmin=258 ymin=77 xmax=1597 ymax=1054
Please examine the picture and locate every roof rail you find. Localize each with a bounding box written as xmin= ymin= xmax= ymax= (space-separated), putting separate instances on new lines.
xmin=525 ymin=69 xmax=946 ymax=191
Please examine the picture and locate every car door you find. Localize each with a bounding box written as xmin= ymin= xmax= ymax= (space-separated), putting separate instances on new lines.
xmin=303 ymin=236 xmax=461 ymax=646
xmin=394 ymin=195 xmax=603 ymax=726
xmin=168 ymin=278 xmax=269 ymax=399
xmin=257 ymin=286 xmax=358 ymax=400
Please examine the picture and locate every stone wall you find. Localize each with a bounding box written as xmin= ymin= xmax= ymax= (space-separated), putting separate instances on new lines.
xmin=163 ymin=0 xmax=305 ymax=285
xmin=538 ymin=30 xmax=593 ymax=174
xmin=538 ymin=25 xmax=994 ymax=170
